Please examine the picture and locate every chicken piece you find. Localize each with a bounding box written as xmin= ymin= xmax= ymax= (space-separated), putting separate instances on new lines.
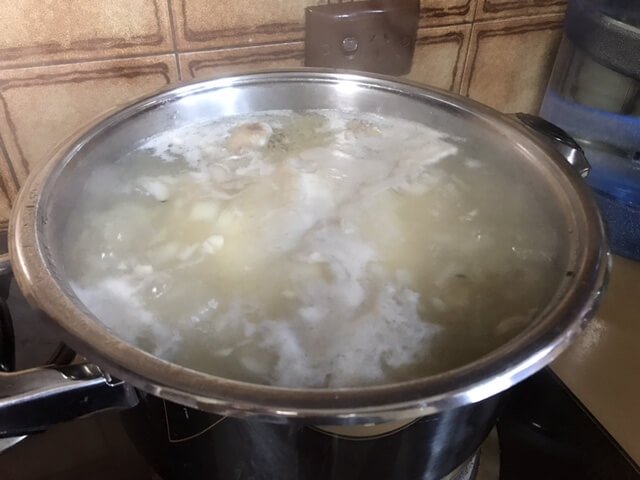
xmin=138 ymin=177 xmax=171 ymax=202
xmin=346 ymin=119 xmax=381 ymax=137
xmin=227 ymin=122 xmax=273 ymax=153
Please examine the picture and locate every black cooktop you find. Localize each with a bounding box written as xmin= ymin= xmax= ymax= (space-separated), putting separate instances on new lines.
xmin=497 ymin=369 xmax=640 ymax=480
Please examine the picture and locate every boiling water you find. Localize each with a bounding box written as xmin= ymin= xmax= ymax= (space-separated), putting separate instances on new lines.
xmin=63 ymin=110 xmax=561 ymax=388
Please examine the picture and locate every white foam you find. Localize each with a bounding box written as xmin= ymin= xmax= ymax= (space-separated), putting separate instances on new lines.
xmin=64 ymin=109 xmax=559 ymax=388
xmin=72 ymin=277 xmax=179 ymax=358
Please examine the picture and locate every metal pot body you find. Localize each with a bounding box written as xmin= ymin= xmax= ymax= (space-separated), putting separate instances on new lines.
xmin=3 ymin=70 xmax=608 ymax=426
xmin=123 ymin=392 xmax=501 ymax=480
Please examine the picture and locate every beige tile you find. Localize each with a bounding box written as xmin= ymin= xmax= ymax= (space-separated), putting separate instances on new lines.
xmin=476 ymin=0 xmax=567 ymax=20
xmin=0 ymin=174 xmax=12 ymax=226
xmin=180 ymin=43 xmax=304 ymax=80
xmin=405 ymin=24 xmax=471 ymax=92
xmin=0 ymin=55 xmax=179 ymax=187
xmin=0 ymin=142 xmax=18 ymax=220
xmin=0 ymin=0 xmax=173 ymax=69
xmin=172 ymin=0 xmax=322 ymax=51
xmin=461 ymin=14 xmax=564 ymax=113
xmin=420 ymin=0 xmax=477 ymax=26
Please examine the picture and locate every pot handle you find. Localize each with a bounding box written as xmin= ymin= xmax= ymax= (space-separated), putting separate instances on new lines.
xmin=0 ymin=253 xmax=10 ymax=278
xmin=0 ymin=362 xmax=139 ymax=438
xmin=511 ymin=113 xmax=591 ymax=178
xmin=0 ymin=298 xmax=15 ymax=373
xmin=0 ymin=224 xmax=10 ymax=277
xmin=0 ymin=222 xmax=13 ymax=372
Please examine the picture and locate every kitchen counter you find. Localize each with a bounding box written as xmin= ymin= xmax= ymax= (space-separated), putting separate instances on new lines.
xmin=552 ymin=255 xmax=640 ymax=464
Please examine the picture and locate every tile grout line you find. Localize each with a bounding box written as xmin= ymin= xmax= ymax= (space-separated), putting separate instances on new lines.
xmin=459 ymin=25 xmax=477 ymax=95
xmin=458 ymin=0 xmax=484 ymax=94
xmin=165 ymin=0 xmax=182 ymax=80
xmin=0 ymin=38 xmax=305 ymax=74
xmin=472 ymin=11 xmax=567 ymax=26
xmin=471 ymin=0 xmax=480 ymax=21
xmin=0 ymin=134 xmax=18 ymax=205
xmin=174 ymin=40 xmax=305 ymax=57
xmin=0 ymin=50 xmax=178 ymax=73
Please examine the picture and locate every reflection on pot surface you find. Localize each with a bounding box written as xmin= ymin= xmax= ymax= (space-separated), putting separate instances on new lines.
xmin=123 ymin=392 xmax=501 ymax=480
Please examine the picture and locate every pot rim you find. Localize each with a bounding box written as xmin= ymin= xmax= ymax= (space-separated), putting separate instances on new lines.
xmin=9 ymin=69 xmax=609 ymax=423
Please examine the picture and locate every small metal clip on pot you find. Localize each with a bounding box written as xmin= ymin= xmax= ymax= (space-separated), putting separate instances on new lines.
xmin=511 ymin=112 xmax=591 ymax=178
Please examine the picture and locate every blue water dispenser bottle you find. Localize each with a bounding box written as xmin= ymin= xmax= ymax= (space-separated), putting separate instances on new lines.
xmin=540 ymin=0 xmax=640 ymax=259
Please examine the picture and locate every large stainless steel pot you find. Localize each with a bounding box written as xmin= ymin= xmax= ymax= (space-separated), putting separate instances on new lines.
xmin=0 ymin=70 xmax=609 ymax=478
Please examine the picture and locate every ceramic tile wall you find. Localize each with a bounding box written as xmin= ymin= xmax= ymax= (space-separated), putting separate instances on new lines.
xmin=0 ymin=0 xmax=567 ymax=223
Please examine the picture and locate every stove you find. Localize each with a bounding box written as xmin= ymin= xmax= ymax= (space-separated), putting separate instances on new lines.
xmin=0 ymin=280 xmax=639 ymax=480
